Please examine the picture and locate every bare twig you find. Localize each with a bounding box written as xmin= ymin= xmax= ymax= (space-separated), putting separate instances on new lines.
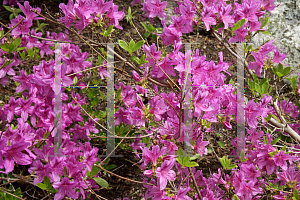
xmin=96 ymin=164 xmax=155 ymax=186
xmin=188 ymin=167 xmax=203 ymax=200
xmin=0 ymin=18 xmax=24 ymax=41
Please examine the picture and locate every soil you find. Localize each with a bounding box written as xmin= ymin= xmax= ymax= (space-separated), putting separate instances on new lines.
xmin=0 ymin=0 xmax=294 ymax=200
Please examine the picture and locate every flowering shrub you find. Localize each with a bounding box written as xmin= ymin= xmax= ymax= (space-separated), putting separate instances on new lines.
xmin=0 ymin=0 xmax=300 ymax=199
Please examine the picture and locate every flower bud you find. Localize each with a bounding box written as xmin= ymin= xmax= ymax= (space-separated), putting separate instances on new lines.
xmin=144 ymin=170 xmax=153 ymax=177
xmin=223 ymin=121 xmax=232 ymax=130
xmin=132 ymin=70 xmax=142 ymax=82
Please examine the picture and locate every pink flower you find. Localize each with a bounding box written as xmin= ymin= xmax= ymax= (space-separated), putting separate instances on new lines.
xmin=132 ymin=70 xmax=142 ymax=82
xmin=147 ymin=0 xmax=168 ymax=19
xmin=201 ymin=6 xmax=216 ymax=31
xmin=17 ymin=1 xmax=44 ymax=20
xmin=141 ymin=145 xmax=167 ymax=169
xmin=1 ymin=140 xmax=32 ymax=173
xmin=236 ymin=180 xmax=262 ymax=200
xmin=194 ymin=133 xmax=209 ymax=156
xmin=52 ymin=177 xmax=79 ymax=200
xmin=155 ymin=158 xmax=176 ymax=190
xmin=273 ymin=150 xmax=293 ymax=170
xmin=277 ymin=165 xmax=300 ymax=188
xmin=241 ymin=163 xmax=261 ymax=182
xmin=161 ymin=23 xmax=182 ymax=46
xmin=115 ymin=107 xmax=133 ymax=125
xmin=99 ymin=65 xmax=110 ymax=79
xmin=9 ymin=15 xmax=32 ymax=37
xmin=272 ymin=47 xmax=288 ymax=65
xmin=228 ymin=27 xmax=248 ymax=43
xmin=217 ymin=4 xmax=234 ymax=30
xmin=245 ymin=100 xmax=263 ymax=129
xmin=173 ymin=186 xmax=192 ymax=200
xmin=28 ymin=160 xmax=53 ymax=185
xmin=106 ymin=4 xmax=125 ymax=30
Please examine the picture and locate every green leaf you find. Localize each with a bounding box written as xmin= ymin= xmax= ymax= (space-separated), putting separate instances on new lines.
xmin=277 ymin=64 xmax=284 ymax=73
xmin=3 ymin=5 xmax=13 ymax=12
xmin=264 ymin=114 xmax=272 ymax=122
xmin=116 ymin=87 xmax=122 ymax=100
xmin=91 ymin=96 xmax=99 ymax=106
xmin=283 ymin=66 xmax=291 ymax=76
xmin=293 ymin=188 xmax=300 ymax=199
xmin=232 ymin=19 xmax=246 ymax=32
xmin=118 ymin=40 xmax=129 ymax=52
xmin=102 ymin=164 xmax=117 ymax=170
xmin=218 ymin=141 xmax=225 ymax=149
xmin=87 ymin=165 xmax=101 ymax=178
xmin=132 ymin=40 xmax=144 ymax=52
xmin=264 ymin=135 xmax=268 ymax=144
xmin=214 ymin=22 xmax=225 ymax=30
xmin=73 ymin=76 xmax=78 ymax=84
xmin=143 ymin=31 xmax=151 ymax=39
xmin=37 ymin=183 xmax=48 ymax=190
xmin=152 ymin=34 xmax=157 ymax=40
xmin=286 ymin=75 xmax=298 ymax=90
xmin=207 ymin=147 xmax=213 ymax=154
xmin=182 ymin=156 xmax=190 ymax=166
xmin=261 ymin=31 xmax=271 ymax=36
xmin=219 ymin=156 xmax=227 ymax=169
xmin=232 ymin=194 xmax=240 ymax=200
xmin=13 ymin=188 xmax=22 ymax=198
xmin=247 ymin=45 xmax=253 ymax=51
xmin=176 ymin=148 xmax=185 ymax=167
xmin=271 ymin=138 xmax=280 ymax=145
xmin=227 ymin=164 xmax=238 ymax=169
xmin=184 ymin=161 xmax=199 ymax=167
xmin=129 ymin=39 xmax=135 ymax=52
xmin=261 ymin=81 xmax=269 ymax=95
xmin=190 ymin=154 xmax=200 ymax=161
xmin=13 ymin=37 xmax=22 ymax=48
xmin=93 ymin=177 xmax=109 ymax=188
xmin=260 ymin=17 xmax=270 ymax=29
xmin=279 ymin=133 xmax=293 ymax=143
xmin=240 ymin=149 xmax=245 ymax=160
xmin=141 ymin=22 xmax=152 ymax=33
xmin=272 ymin=66 xmax=277 ymax=75
xmin=43 ymin=176 xmax=51 ymax=189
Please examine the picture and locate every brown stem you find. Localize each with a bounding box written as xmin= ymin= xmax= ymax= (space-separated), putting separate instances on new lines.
xmin=96 ymin=164 xmax=155 ymax=186
xmin=100 ymin=128 xmax=131 ymax=164
xmin=188 ymin=167 xmax=203 ymax=200
xmin=0 ymin=18 xmax=24 ymax=41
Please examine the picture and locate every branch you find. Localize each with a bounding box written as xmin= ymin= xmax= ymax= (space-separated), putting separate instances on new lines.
xmin=96 ymin=164 xmax=155 ymax=186
xmin=0 ymin=18 xmax=24 ymax=41
xmin=188 ymin=167 xmax=203 ymax=200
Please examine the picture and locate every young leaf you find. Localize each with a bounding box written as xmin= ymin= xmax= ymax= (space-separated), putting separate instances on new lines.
xmin=190 ymin=154 xmax=200 ymax=161
xmin=282 ymin=66 xmax=291 ymax=76
xmin=87 ymin=165 xmax=101 ymax=178
xmin=260 ymin=17 xmax=270 ymax=29
xmin=93 ymin=177 xmax=109 ymax=188
xmin=218 ymin=141 xmax=225 ymax=149
xmin=232 ymin=19 xmax=246 ymax=32
xmin=129 ymin=39 xmax=135 ymax=52
xmin=261 ymin=31 xmax=271 ymax=36
xmin=118 ymin=40 xmax=129 ymax=52
xmin=184 ymin=161 xmax=199 ymax=167
xmin=37 ymin=183 xmax=48 ymax=190
xmin=132 ymin=40 xmax=145 ymax=52
xmin=141 ymin=22 xmax=152 ymax=33
xmin=143 ymin=31 xmax=151 ymax=39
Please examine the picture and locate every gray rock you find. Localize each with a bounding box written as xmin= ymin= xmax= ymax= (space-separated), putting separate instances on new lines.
xmin=251 ymin=0 xmax=300 ymax=83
